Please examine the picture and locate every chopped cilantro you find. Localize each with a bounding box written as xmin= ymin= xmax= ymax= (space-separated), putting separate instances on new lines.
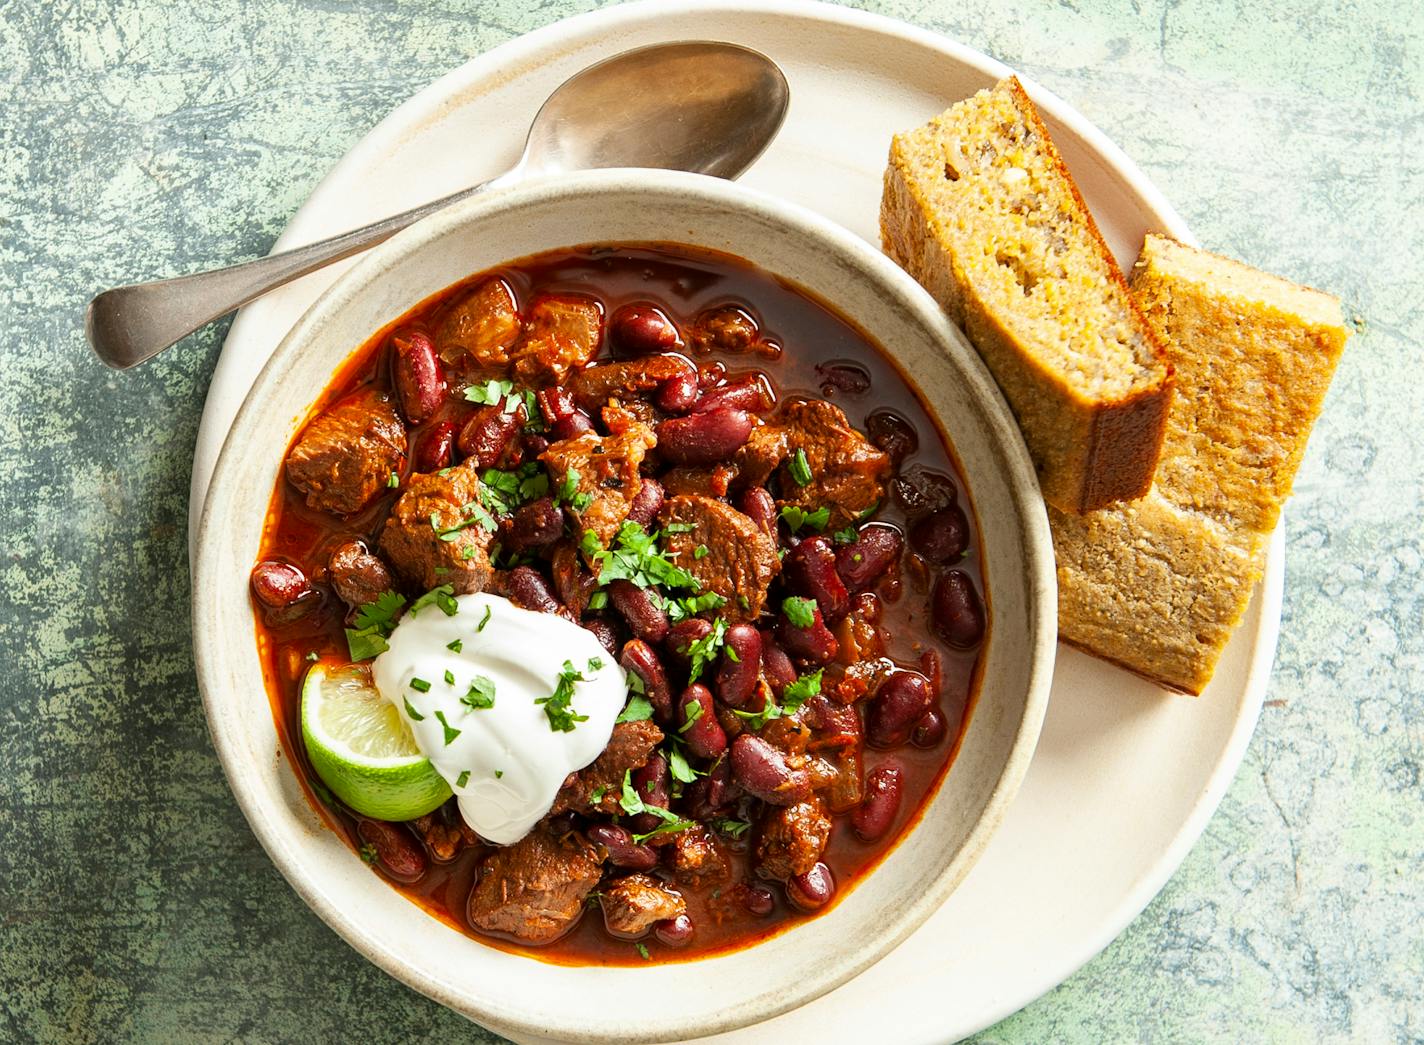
xmin=495 ymin=769 xmax=504 ymax=779
xmin=387 ymin=470 xmax=400 ymax=489
xmin=463 ymin=377 xmax=515 ymax=407
xmin=636 ymin=942 xmax=651 ymax=961
xmin=360 ymin=843 xmax=379 ymax=864
xmin=585 ymin=520 xmax=700 ymax=591
xmin=832 ymin=526 xmax=857 ymax=544
xmin=857 ymin=501 xmax=880 ymax=521
xmin=588 ymin=656 xmax=605 ymax=672
xmin=586 ymin=590 xmax=608 ymax=611
xmin=667 ymin=743 xmax=699 ymax=783
xmin=344 ymin=590 xmax=407 ymax=661
xmin=664 ymin=522 xmax=696 ymax=533
xmin=477 ymin=605 xmax=492 ymax=632
xmin=782 ymin=596 xmax=817 ymax=629
xmin=686 ymin=617 xmax=729 ymax=682
xmin=409 ymin=677 xmax=431 ymax=693
xmin=677 ymin=697 xmax=704 ymax=734
xmin=554 ymin=467 xmax=594 ymax=512
xmin=443 ymin=669 xmax=455 ymax=685
xmin=590 ymin=784 xmax=608 ymax=803
xmin=618 ymin=771 xmax=696 ymax=842
xmin=434 ymin=709 xmax=461 ymax=745
xmin=402 ymin=696 xmax=425 ymax=721
xmin=536 ymin=660 xmax=591 ymax=732
xmin=693 ymin=544 xmax=709 ymax=560
xmin=713 ymin=817 xmax=751 ymax=839
xmin=446 ymin=638 xmax=463 ymax=653
xmin=460 ymin=544 xmax=478 ymax=561
xmin=456 ymin=770 xmax=470 ymax=788
xmin=431 ymin=503 xmax=496 ymax=541
xmin=304 ymin=650 xmax=319 ymax=662
xmin=788 ymin=448 xmax=813 ymax=487
xmin=480 ymin=462 xmax=547 ymax=516
xmin=779 ymin=504 xmax=830 ymax=533
xmin=782 ymin=668 xmax=823 ymax=712
xmin=665 ymin=590 xmax=726 ymax=623
xmin=462 ymin=675 xmax=496 ymax=711
xmin=411 ymin=584 xmax=458 ymax=617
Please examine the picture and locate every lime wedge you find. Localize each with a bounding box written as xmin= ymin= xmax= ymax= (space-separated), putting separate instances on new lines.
xmin=301 ymin=660 xmax=451 ymax=821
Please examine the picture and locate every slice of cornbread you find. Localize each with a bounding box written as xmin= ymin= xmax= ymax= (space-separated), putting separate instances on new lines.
xmin=1052 ymin=235 xmax=1349 ymax=694
xmin=882 ymin=77 xmax=1172 ymax=514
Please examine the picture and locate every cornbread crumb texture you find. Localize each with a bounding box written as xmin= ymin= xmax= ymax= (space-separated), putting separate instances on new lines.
xmin=882 ymin=77 xmax=1170 ymax=513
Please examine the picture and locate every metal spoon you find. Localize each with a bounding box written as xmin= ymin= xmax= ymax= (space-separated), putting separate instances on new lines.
xmin=87 ymin=41 xmax=789 ymax=370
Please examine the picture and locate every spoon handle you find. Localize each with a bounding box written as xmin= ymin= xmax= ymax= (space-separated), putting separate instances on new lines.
xmin=86 ymin=171 xmax=515 ymax=370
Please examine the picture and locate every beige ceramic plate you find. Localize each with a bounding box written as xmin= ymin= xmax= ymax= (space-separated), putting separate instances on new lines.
xmin=191 ymin=170 xmax=1057 ymax=1042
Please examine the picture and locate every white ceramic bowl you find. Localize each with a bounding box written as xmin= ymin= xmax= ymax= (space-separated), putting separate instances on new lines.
xmin=191 ymin=169 xmax=1056 ymax=1043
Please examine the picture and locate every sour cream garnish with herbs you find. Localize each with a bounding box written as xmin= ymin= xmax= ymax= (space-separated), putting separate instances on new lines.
xmin=372 ymin=592 xmax=626 ymax=845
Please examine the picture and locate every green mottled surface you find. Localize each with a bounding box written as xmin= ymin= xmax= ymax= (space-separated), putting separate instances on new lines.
xmin=2 ymin=0 xmax=1420 ymax=1041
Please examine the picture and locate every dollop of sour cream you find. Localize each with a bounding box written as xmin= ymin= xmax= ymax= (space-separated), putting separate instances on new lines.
xmin=372 ymin=592 xmax=626 ymax=845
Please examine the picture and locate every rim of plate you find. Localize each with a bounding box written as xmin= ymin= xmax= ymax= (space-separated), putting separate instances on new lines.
xmin=192 ymin=167 xmax=1059 ymax=1042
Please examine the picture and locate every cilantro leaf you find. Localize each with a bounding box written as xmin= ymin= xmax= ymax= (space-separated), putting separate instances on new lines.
xmin=788 ymin=448 xmax=813 ymax=487
xmin=410 ymin=584 xmax=458 ymax=617
xmin=461 ymin=675 xmax=496 ymax=711
xmin=345 ymin=628 xmax=389 ymax=661
xmin=464 ymin=378 xmax=514 ymax=406
xmin=433 ymin=709 xmax=461 ymax=745
xmin=586 ymin=520 xmax=700 ymax=591
xmin=402 ymin=696 xmax=425 ymax=721
xmin=782 ymin=596 xmax=817 ymax=629
xmin=832 ymin=526 xmax=857 ymax=544
xmin=779 ymin=504 xmax=830 ymax=533
xmin=713 ymin=817 xmax=751 ymax=839
xmin=782 ymin=668 xmax=823 ymax=713
xmin=536 ymin=660 xmax=590 ymax=732
xmin=667 ymin=743 xmax=700 ymax=783
xmin=685 ymin=617 xmax=729 ymax=682
xmin=616 ymin=695 xmax=654 ymax=723
xmin=456 ymin=770 xmax=470 ymax=788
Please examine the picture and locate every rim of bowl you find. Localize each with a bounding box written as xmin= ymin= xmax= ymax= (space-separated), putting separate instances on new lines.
xmin=192 ymin=168 xmax=1057 ymax=1042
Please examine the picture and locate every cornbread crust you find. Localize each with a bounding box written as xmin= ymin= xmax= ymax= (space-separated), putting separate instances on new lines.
xmin=881 ymin=77 xmax=1172 ymax=514
xmin=1053 ymin=235 xmax=1349 ymax=694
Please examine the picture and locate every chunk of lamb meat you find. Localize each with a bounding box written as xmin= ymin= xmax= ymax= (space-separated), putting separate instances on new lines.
xmin=411 ymin=800 xmax=480 ymax=862
xmin=738 ymin=399 xmax=890 ymax=529
xmin=755 ymin=798 xmax=832 ymax=881
xmin=509 ymin=293 xmax=602 ymax=386
xmin=285 ymin=388 xmax=407 ymax=516
xmin=568 ymin=355 xmax=687 ymax=414
xmin=540 ymin=420 xmax=657 ymax=565
xmin=434 ymin=277 xmax=521 ymax=370
xmin=467 ymin=827 xmax=602 ymax=945
xmin=378 ymin=461 xmax=494 ymax=593
xmin=550 ymin=720 xmax=664 ymax=816
xmin=664 ymin=824 xmax=730 ymax=884
xmin=326 ymin=539 xmax=392 ymax=609
xmin=657 ymin=495 xmax=780 ymax=623
xmin=600 ymin=873 xmax=687 ymax=938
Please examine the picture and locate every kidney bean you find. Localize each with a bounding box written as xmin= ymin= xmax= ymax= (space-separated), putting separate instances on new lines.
xmin=608 ymin=579 xmax=670 ymax=644
xmin=677 ymin=683 xmax=727 ymax=761
xmin=655 ymin=914 xmax=695 ymax=948
xmin=626 ymin=477 xmax=665 ymax=529
xmin=684 ymin=757 xmax=735 ymax=819
xmin=665 ymin=618 xmax=712 ymax=676
xmin=538 ymin=386 xmax=577 ymax=428
xmin=551 ymin=410 xmax=595 ymax=441
xmin=910 ymin=505 xmax=969 ymax=563
xmin=729 ymin=734 xmax=811 ymax=806
xmin=784 ymin=536 xmax=850 ymax=621
xmin=413 ymin=419 xmax=457 ymax=473
xmin=853 ymin=764 xmax=904 ymax=842
xmin=786 ymin=862 xmax=835 ymax=911
xmin=250 ymin=560 xmax=311 ymax=609
xmin=759 ymin=634 xmax=797 ymax=696
xmin=656 ymin=406 xmax=753 ymax=465
xmin=654 ymin=358 xmax=700 ymax=414
xmin=742 ymin=882 xmax=776 ymax=917
xmin=356 ymin=818 xmax=427 ymax=883
xmin=505 ymin=566 xmax=560 ymax=615
xmin=619 ymin=640 xmax=674 ymax=723
xmin=932 ymin=570 xmax=985 ymax=649
xmin=911 ymin=708 xmax=949 ymax=748
xmin=545 ymin=811 xmax=580 ymax=837
xmin=458 ymin=404 xmax=522 ymax=468
xmin=505 ymin=497 xmax=564 ymax=552
xmin=737 ymin=486 xmax=777 ymax=535
xmin=576 ymin=617 xmax=617 ymax=656
xmin=865 ymin=408 xmax=918 ymax=465
xmin=521 ymin=432 xmax=549 ymax=458
xmin=692 ymin=377 xmax=773 ymax=415
xmin=775 ymin=605 xmax=839 ymax=666
xmin=815 ymin=359 xmax=872 ymax=396
xmin=586 ymin=824 xmax=658 ymax=871
xmin=835 ymin=524 xmax=903 ymax=592
xmin=866 ymin=670 xmax=935 ymax=748
xmin=892 ymin=467 xmax=958 ymax=514
xmin=611 ymin=303 xmax=680 ymax=357
xmin=714 ymin=624 xmax=762 ymax=708
xmin=628 ymin=754 xmax=669 ymax=833
xmin=390 ymin=329 xmax=446 ymax=423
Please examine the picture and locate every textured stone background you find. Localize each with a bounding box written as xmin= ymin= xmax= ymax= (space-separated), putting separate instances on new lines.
xmin=1 ymin=0 xmax=1420 ymax=1042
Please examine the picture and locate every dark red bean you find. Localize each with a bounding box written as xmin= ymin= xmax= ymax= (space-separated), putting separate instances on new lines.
xmin=892 ymin=467 xmax=958 ymax=514
xmin=677 ymin=683 xmax=727 ymax=761
xmin=656 ymin=406 xmax=754 ymax=465
xmin=759 ymin=634 xmax=797 ymax=696
xmin=521 ymin=432 xmax=549 ymax=458
xmin=545 ymin=811 xmax=580 ymax=837
xmin=815 ymin=360 xmax=872 ymax=396
xmin=390 ymin=329 xmax=446 ymax=424
xmin=611 ymin=303 xmax=680 ymax=357
xmin=737 ymin=486 xmax=777 ymax=535
xmin=250 ymin=560 xmax=310 ymax=609
xmin=866 ymin=670 xmax=935 ymax=748
xmin=835 ymin=524 xmax=903 ymax=592
xmin=628 ymin=755 xmax=669 ymax=833
xmin=665 ymin=618 xmax=713 ymax=676
xmin=583 ymin=617 xmax=622 ymax=655
xmin=626 ymin=478 xmax=665 ymax=529
xmin=853 ymin=764 xmax=904 ymax=842
xmin=413 ymin=419 xmax=457 ymax=473
xmin=802 ymin=693 xmax=861 ymax=747
xmin=786 ymin=862 xmax=835 ymax=911
xmin=784 ymin=536 xmax=850 ymax=621
xmin=538 ymin=387 xmax=578 ymax=428
xmin=775 ymin=605 xmax=839 ymax=666
xmin=910 ymin=505 xmax=969 ymax=563
xmin=355 ymin=819 xmax=427 ymax=883
xmin=608 ymin=579 xmax=670 ymax=644
xmin=714 ymin=624 xmax=762 ymax=708
xmin=865 ymin=409 xmax=918 ymax=465
xmin=654 ymin=358 xmax=700 ymax=414
xmin=619 ymin=640 xmax=674 ymax=723
xmin=551 ymin=411 xmax=595 ymax=441
xmin=586 ymin=824 xmax=658 ymax=871
xmin=911 ymin=708 xmax=949 ymax=748
xmin=729 ymin=734 xmax=811 ymax=806
xmin=505 ymin=566 xmax=560 ymax=615
xmin=932 ymin=570 xmax=985 ymax=649
xmin=742 ymin=882 xmax=776 ymax=916
xmin=692 ymin=377 xmax=773 ymax=415
xmin=683 ymin=758 xmax=735 ymax=819
xmin=654 ymin=914 xmax=694 ymax=947
xmin=505 ymin=497 xmax=564 ymax=552
xmin=458 ymin=404 xmax=522 ymax=468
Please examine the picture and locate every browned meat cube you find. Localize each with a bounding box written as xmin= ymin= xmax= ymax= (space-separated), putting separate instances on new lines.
xmin=660 ymin=465 xmax=737 ymax=499
xmin=510 ymin=293 xmax=603 ymax=386
xmin=738 ymin=399 xmax=891 ymax=529
xmin=569 ymin=355 xmax=686 ymax=413
xmin=599 ymin=873 xmax=687 ymax=937
xmin=664 ymin=824 xmax=729 ymax=884
xmin=550 ymin=720 xmax=665 ymax=816
xmin=435 ymin=277 xmax=521 ymax=370
xmin=410 ymin=799 xmax=480 ymax=862
xmin=467 ymin=828 xmax=602 ymax=945
xmin=755 ymin=798 xmax=832 ymax=881
xmin=378 ymin=461 xmax=494 ymax=593
xmin=540 ymin=421 xmax=657 ymax=563
xmin=658 ymin=495 xmax=779 ymax=623
xmin=285 ymin=388 xmax=407 ymax=516
xmin=326 ymin=539 xmax=393 ymax=609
